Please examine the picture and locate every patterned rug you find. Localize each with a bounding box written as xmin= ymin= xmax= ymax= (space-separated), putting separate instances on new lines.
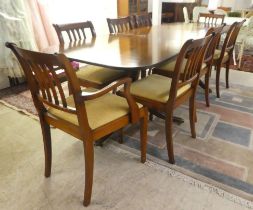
xmin=1 ymin=76 xmax=253 ymax=201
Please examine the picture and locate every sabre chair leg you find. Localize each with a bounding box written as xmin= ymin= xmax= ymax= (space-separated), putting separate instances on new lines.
xmin=40 ymin=116 xmax=52 ymax=178
xmin=225 ymin=62 xmax=230 ymax=89
xmin=216 ymin=65 xmax=221 ymax=98
xmin=204 ymin=74 xmax=210 ymax=107
xmin=189 ymin=96 xmax=197 ymax=138
xmin=83 ymin=139 xmax=94 ymax=207
xmin=118 ymin=128 xmax=124 ymax=144
xmin=165 ymin=113 xmax=175 ymax=164
xmin=140 ymin=109 xmax=148 ymax=163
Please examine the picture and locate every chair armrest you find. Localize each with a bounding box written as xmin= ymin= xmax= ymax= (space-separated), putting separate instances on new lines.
xmin=77 ymin=77 xmax=140 ymax=123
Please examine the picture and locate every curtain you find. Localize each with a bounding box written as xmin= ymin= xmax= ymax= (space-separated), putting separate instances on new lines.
xmin=0 ymin=0 xmax=37 ymax=85
xmin=26 ymin=0 xmax=59 ymax=51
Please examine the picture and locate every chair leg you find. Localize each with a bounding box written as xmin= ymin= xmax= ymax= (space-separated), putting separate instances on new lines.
xmin=225 ymin=62 xmax=230 ymax=89
xmin=215 ymin=65 xmax=221 ymax=98
xmin=40 ymin=117 xmax=52 ymax=178
xmin=204 ymin=74 xmax=210 ymax=107
xmin=165 ymin=113 xmax=175 ymax=164
xmin=118 ymin=128 xmax=124 ymax=144
xmin=189 ymin=96 xmax=196 ymax=138
xmin=140 ymin=110 xmax=148 ymax=163
xmin=83 ymin=140 xmax=94 ymax=207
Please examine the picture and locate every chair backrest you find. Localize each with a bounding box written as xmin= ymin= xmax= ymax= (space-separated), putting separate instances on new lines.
xmin=192 ymin=6 xmax=209 ymax=22
xmin=226 ymin=20 xmax=246 ymax=51
xmin=198 ymin=13 xmax=225 ymax=26
xmin=107 ymin=16 xmax=133 ymax=33
xmin=169 ymin=35 xmax=213 ymax=101
xmin=134 ymin=13 xmax=152 ymax=28
xmin=204 ymin=25 xmax=224 ymax=64
xmin=183 ymin=7 xmax=190 ymax=23
xmin=53 ymin=21 xmax=96 ymax=44
xmin=5 ymin=42 xmax=91 ymax=130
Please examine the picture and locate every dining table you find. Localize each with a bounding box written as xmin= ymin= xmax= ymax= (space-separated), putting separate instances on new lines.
xmin=44 ymin=22 xmax=210 ymax=129
xmin=45 ymin=22 xmax=209 ymax=72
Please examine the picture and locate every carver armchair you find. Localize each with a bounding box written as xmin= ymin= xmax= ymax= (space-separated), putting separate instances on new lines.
xmin=6 ymin=42 xmax=148 ymax=206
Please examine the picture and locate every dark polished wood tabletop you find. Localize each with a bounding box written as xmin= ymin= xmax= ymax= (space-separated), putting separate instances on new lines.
xmin=45 ymin=23 xmax=209 ymax=71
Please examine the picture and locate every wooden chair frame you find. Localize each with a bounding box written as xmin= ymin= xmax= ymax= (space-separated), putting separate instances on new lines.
xmin=198 ymin=13 xmax=225 ymax=26
xmin=53 ymin=21 xmax=96 ymax=44
xmin=134 ymin=13 xmax=152 ymax=28
xmin=107 ymin=16 xmax=134 ymax=33
xmin=213 ymin=20 xmax=246 ymax=98
xmin=200 ymin=25 xmax=224 ymax=106
xmin=129 ymin=35 xmax=213 ymax=164
xmin=6 ymin=42 xmax=148 ymax=206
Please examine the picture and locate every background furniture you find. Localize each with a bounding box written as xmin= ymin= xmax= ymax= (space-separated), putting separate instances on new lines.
xmin=117 ymin=0 xmax=148 ymax=17
xmin=6 ymin=42 xmax=148 ymax=206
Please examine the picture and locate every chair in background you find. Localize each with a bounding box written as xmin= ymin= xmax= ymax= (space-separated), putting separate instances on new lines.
xmin=212 ymin=20 xmax=246 ymax=98
xmin=6 ymin=42 xmax=148 ymax=206
xmin=53 ymin=21 xmax=127 ymax=89
xmin=134 ymin=13 xmax=152 ymax=28
xmin=198 ymin=13 xmax=225 ymax=26
xmin=127 ymin=35 xmax=213 ymax=164
xmin=214 ymin=9 xmax=227 ymax=16
xmin=192 ymin=6 xmax=209 ymax=22
xmin=106 ymin=16 xmax=134 ymax=33
xmin=183 ymin=7 xmax=190 ymax=23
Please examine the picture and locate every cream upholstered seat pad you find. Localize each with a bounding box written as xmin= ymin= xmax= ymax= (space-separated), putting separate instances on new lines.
xmin=159 ymin=58 xmax=207 ymax=72
xmin=48 ymin=89 xmax=142 ymax=130
xmin=213 ymin=49 xmax=229 ymax=62
xmin=130 ymin=74 xmax=191 ymax=103
xmin=76 ymin=65 xmax=126 ymax=85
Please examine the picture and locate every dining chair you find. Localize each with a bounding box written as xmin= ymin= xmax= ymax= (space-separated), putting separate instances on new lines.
xmin=6 ymin=42 xmax=148 ymax=206
xmin=53 ymin=21 xmax=127 ymax=89
xmin=106 ymin=16 xmax=134 ymax=33
xmin=198 ymin=13 xmax=225 ymax=26
xmin=125 ymin=35 xmax=213 ymax=164
xmin=134 ymin=13 xmax=152 ymax=28
xmin=212 ymin=20 xmax=246 ymax=98
xmin=151 ymin=25 xmax=222 ymax=107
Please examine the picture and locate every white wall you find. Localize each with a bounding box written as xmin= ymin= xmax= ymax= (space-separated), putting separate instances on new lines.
xmin=50 ymin=0 xmax=117 ymax=34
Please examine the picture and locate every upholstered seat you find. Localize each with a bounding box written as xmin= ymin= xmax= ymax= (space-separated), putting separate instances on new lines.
xmin=48 ymin=89 xmax=142 ymax=129
xmin=76 ymin=65 xmax=126 ymax=85
xmin=213 ymin=49 xmax=229 ymax=61
xmin=130 ymin=74 xmax=191 ymax=103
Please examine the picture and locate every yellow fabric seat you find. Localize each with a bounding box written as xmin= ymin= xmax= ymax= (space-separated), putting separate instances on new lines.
xmin=130 ymin=74 xmax=191 ymax=103
xmin=159 ymin=58 xmax=207 ymax=72
xmin=48 ymin=89 xmax=142 ymax=130
xmin=76 ymin=65 xmax=126 ymax=85
xmin=213 ymin=49 xmax=229 ymax=62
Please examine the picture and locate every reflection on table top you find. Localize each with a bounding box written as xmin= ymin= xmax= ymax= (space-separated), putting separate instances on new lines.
xmin=45 ymin=23 xmax=209 ymax=71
